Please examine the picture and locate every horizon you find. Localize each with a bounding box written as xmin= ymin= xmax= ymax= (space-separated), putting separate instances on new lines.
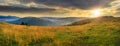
xmin=0 ymin=14 xmax=119 ymax=18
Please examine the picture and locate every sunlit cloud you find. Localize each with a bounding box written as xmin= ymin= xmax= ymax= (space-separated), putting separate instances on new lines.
xmin=110 ymin=0 xmax=120 ymax=9
xmin=0 ymin=0 xmax=119 ymax=17
xmin=0 ymin=0 xmax=50 ymax=8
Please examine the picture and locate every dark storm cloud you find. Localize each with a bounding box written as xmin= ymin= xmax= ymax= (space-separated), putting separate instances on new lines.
xmin=0 ymin=0 xmax=115 ymax=9
xmin=0 ymin=5 xmax=55 ymax=13
xmin=0 ymin=0 xmax=56 ymax=13
xmin=18 ymin=0 xmax=114 ymax=9
xmin=18 ymin=0 xmax=33 ymax=4
xmin=0 ymin=0 xmax=118 ymax=17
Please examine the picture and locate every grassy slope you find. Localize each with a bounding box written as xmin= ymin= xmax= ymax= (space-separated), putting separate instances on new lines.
xmin=0 ymin=17 xmax=120 ymax=46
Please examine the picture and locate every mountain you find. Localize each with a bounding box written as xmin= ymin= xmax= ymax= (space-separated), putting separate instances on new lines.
xmin=68 ymin=16 xmax=119 ymax=26
xmin=0 ymin=15 xmax=19 ymax=19
xmin=0 ymin=15 xmax=19 ymax=22
xmin=9 ymin=17 xmax=83 ymax=26
xmin=67 ymin=18 xmax=92 ymax=26
xmin=9 ymin=17 xmax=55 ymax=26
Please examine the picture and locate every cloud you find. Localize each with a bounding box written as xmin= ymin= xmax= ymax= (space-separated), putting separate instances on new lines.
xmin=0 ymin=0 xmax=114 ymax=9
xmin=110 ymin=0 xmax=120 ymax=9
xmin=0 ymin=0 xmax=116 ymax=10
xmin=0 ymin=0 xmax=119 ymax=17
xmin=109 ymin=0 xmax=120 ymax=17
xmin=16 ymin=0 xmax=114 ymax=9
xmin=0 ymin=0 xmax=51 ymax=8
xmin=0 ymin=0 xmax=56 ymax=17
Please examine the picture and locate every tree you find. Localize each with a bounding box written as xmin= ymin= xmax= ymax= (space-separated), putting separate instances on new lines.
xmin=20 ymin=22 xmax=28 ymax=25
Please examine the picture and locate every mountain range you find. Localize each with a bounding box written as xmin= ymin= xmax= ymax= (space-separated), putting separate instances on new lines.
xmin=9 ymin=17 xmax=83 ymax=26
xmin=0 ymin=15 xmax=19 ymax=22
xmin=0 ymin=15 xmax=116 ymax=26
xmin=0 ymin=15 xmax=86 ymax=26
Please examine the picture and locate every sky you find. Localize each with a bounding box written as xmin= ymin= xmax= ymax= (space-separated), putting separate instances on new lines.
xmin=0 ymin=0 xmax=120 ymax=17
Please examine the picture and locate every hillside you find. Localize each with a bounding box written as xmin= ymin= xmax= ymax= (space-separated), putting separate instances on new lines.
xmin=9 ymin=17 xmax=82 ymax=26
xmin=68 ymin=16 xmax=119 ymax=26
xmin=0 ymin=17 xmax=120 ymax=46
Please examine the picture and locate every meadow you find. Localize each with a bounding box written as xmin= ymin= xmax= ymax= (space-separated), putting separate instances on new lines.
xmin=0 ymin=17 xmax=120 ymax=46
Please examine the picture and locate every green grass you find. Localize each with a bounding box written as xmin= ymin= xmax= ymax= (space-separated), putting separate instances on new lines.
xmin=0 ymin=18 xmax=120 ymax=46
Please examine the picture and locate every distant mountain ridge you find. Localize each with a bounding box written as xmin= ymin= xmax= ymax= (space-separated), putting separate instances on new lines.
xmin=0 ymin=15 xmax=117 ymax=26
xmin=68 ymin=16 xmax=119 ymax=26
xmin=0 ymin=15 xmax=19 ymax=22
xmin=0 ymin=15 xmax=19 ymax=19
xmin=9 ymin=17 xmax=84 ymax=26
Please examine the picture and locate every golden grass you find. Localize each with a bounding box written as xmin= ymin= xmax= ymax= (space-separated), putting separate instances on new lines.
xmin=0 ymin=18 xmax=120 ymax=46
